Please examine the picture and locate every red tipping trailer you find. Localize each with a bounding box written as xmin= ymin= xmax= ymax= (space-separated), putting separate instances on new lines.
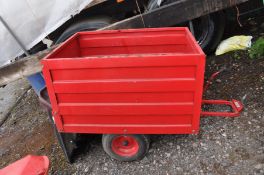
xmin=42 ymin=27 xmax=243 ymax=161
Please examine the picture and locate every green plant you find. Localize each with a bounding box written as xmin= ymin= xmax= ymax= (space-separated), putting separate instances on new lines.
xmin=249 ymin=37 xmax=264 ymax=59
xmin=233 ymin=52 xmax=241 ymax=59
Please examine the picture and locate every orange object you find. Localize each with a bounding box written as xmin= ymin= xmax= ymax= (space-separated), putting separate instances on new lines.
xmin=0 ymin=155 xmax=49 ymax=175
xmin=117 ymin=0 xmax=124 ymax=3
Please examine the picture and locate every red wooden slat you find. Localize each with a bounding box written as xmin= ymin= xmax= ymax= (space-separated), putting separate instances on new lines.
xmin=56 ymin=92 xmax=194 ymax=103
xmin=63 ymin=124 xmax=194 ymax=134
xmin=58 ymin=102 xmax=194 ymax=115
xmin=53 ymin=79 xmax=196 ymax=93
xmin=80 ymin=45 xmax=191 ymax=57
xmin=79 ymin=34 xmax=187 ymax=48
xmin=62 ymin=115 xmax=192 ymax=125
xmin=41 ymin=63 xmax=64 ymax=131
xmin=51 ymin=66 xmax=196 ymax=81
xmin=51 ymin=37 xmax=80 ymax=58
xmin=44 ymin=55 xmax=201 ymax=70
xmin=78 ymin=28 xmax=187 ymax=40
xmin=191 ymin=55 xmax=205 ymax=131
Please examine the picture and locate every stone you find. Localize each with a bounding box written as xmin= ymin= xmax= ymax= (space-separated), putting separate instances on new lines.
xmin=165 ymin=152 xmax=171 ymax=158
xmin=255 ymin=164 xmax=264 ymax=170
xmin=216 ymin=79 xmax=222 ymax=83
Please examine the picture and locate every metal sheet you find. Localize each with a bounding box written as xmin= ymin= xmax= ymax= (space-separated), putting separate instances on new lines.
xmin=42 ymin=28 xmax=206 ymax=134
xmin=0 ymin=0 xmax=93 ymax=67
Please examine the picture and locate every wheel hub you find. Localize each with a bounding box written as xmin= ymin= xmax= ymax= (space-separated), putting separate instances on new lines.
xmin=111 ymin=135 xmax=139 ymax=157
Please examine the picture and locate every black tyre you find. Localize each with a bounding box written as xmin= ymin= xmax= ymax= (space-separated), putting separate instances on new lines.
xmin=194 ymin=12 xmax=226 ymax=53
xmin=102 ymin=134 xmax=150 ymax=161
xmin=147 ymin=0 xmax=226 ymax=53
xmin=55 ymin=16 xmax=112 ymax=44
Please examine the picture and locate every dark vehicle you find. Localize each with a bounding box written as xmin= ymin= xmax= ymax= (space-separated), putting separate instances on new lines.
xmin=49 ymin=0 xmax=264 ymax=53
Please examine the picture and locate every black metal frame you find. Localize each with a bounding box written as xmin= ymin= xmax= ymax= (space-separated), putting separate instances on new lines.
xmin=39 ymin=88 xmax=76 ymax=163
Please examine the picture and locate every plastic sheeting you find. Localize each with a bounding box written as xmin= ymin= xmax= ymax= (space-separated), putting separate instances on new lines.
xmin=0 ymin=0 xmax=93 ymax=67
xmin=215 ymin=36 xmax=253 ymax=56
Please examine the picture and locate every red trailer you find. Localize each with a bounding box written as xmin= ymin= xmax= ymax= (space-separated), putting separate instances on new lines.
xmin=41 ymin=27 xmax=243 ymax=161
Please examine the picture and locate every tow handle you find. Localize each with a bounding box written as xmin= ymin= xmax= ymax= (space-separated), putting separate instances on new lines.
xmin=201 ymin=99 xmax=243 ymax=117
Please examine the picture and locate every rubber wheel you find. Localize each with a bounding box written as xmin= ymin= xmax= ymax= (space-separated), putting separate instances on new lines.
xmin=102 ymin=134 xmax=150 ymax=161
xmin=55 ymin=16 xmax=112 ymax=44
xmin=147 ymin=0 xmax=226 ymax=53
xmin=197 ymin=12 xmax=226 ymax=53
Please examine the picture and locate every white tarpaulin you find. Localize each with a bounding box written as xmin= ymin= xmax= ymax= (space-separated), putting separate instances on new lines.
xmin=0 ymin=0 xmax=93 ymax=67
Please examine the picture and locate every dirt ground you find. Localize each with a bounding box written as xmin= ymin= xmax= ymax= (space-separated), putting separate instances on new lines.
xmin=0 ymin=21 xmax=264 ymax=174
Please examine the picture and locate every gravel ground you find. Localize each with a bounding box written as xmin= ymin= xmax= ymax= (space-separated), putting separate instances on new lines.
xmin=0 ymin=20 xmax=263 ymax=175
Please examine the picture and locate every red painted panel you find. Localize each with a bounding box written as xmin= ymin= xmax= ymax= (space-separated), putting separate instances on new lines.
xmin=58 ymin=102 xmax=194 ymax=115
xmin=51 ymin=66 xmax=196 ymax=81
xmin=62 ymin=125 xmax=194 ymax=134
xmin=78 ymin=28 xmax=187 ymax=40
xmin=50 ymin=37 xmax=80 ymax=58
xmin=79 ymin=34 xmax=187 ymax=48
xmin=46 ymin=55 xmax=201 ymax=69
xmin=42 ymin=62 xmax=64 ymax=131
xmin=56 ymin=92 xmax=194 ymax=103
xmin=42 ymin=27 xmax=205 ymax=134
xmin=52 ymin=79 xmax=196 ymax=93
xmin=62 ymin=115 xmax=192 ymax=125
xmin=80 ymin=45 xmax=191 ymax=57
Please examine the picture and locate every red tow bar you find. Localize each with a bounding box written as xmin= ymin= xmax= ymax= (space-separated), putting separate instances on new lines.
xmin=201 ymin=99 xmax=244 ymax=117
xmin=202 ymin=68 xmax=244 ymax=117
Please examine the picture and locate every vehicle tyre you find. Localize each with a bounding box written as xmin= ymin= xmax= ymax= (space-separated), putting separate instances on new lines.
xmin=147 ymin=0 xmax=226 ymax=53
xmin=197 ymin=12 xmax=226 ymax=53
xmin=181 ymin=12 xmax=226 ymax=53
xmin=102 ymin=134 xmax=150 ymax=161
xmin=55 ymin=16 xmax=112 ymax=44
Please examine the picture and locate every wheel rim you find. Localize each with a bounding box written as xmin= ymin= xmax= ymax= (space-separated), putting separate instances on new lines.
xmin=111 ymin=135 xmax=139 ymax=157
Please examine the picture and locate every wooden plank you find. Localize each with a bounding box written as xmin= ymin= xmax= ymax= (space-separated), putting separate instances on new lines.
xmin=0 ymin=45 xmax=58 ymax=87
xmin=101 ymin=0 xmax=249 ymax=30
xmin=58 ymin=102 xmax=194 ymax=115
xmin=50 ymin=66 xmax=196 ymax=81
xmin=62 ymin=115 xmax=193 ymax=125
xmin=62 ymin=124 xmax=193 ymax=134
xmin=52 ymin=79 xmax=196 ymax=93
xmin=56 ymin=92 xmax=194 ymax=103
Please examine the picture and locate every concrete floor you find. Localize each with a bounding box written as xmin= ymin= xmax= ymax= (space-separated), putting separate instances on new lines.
xmin=0 ymin=79 xmax=30 ymax=124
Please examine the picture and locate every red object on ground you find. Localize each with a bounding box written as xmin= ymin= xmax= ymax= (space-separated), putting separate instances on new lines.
xmin=42 ymin=27 xmax=243 ymax=135
xmin=0 ymin=155 xmax=49 ymax=175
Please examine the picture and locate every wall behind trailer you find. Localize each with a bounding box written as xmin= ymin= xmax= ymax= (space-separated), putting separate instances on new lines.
xmin=0 ymin=0 xmax=93 ymax=67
